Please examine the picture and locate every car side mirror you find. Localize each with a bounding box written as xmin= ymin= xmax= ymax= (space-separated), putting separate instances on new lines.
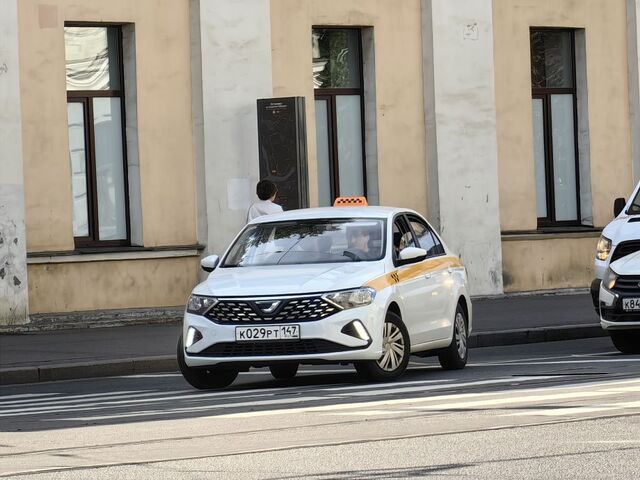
xmin=398 ymin=247 xmax=427 ymax=265
xmin=614 ymin=198 xmax=626 ymax=217
xmin=200 ymin=254 xmax=219 ymax=272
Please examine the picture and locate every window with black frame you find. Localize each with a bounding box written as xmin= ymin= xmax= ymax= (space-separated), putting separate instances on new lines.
xmin=312 ymin=28 xmax=366 ymax=206
xmin=530 ymin=28 xmax=581 ymax=227
xmin=65 ymin=25 xmax=130 ymax=247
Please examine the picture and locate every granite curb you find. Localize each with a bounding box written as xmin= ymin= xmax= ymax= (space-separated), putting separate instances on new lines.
xmin=0 ymin=324 xmax=606 ymax=386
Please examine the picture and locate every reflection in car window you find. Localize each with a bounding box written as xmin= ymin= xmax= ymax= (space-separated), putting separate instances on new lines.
xmin=393 ymin=217 xmax=416 ymax=259
xmin=408 ymin=217 xmax=444 ymax=257
xmin=222 ymin=219 xmax=386 ymax=267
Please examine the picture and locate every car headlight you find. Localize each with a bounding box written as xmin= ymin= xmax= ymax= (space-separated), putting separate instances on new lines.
xmin=324 ymin=288 xmax=376 ymax=310
xmin=186 ymin=295 xmax=217 ymax=314
xmin=602 ymin=267 xmax=618 ymax=291
xmin=596 ymin=236 xmax=612 ymax=261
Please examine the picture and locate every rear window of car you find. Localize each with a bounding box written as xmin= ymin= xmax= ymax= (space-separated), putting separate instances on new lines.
xmin=222 ymin=218 xmax=387 ymax=267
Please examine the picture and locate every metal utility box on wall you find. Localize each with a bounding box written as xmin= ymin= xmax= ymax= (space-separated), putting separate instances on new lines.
xmin=257 ymin=97 xmax=308 ymax=211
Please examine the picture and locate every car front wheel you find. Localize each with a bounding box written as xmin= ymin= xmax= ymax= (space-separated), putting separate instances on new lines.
xmin=610 ymin=331 xmax=640 ymax=354
xmin=438 ymin=303 xmax=469 ymax=370
xmin=177 ymin=336 xmax=238 ymax=389
xmin=355 ymin=311 xmax=410 ymax=381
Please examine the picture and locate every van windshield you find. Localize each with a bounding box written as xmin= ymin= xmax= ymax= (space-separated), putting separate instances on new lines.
xmin=222 ymin=219 xmax=386 ymax=267
xmin=629 ymin=190 xmax=640 ymax=215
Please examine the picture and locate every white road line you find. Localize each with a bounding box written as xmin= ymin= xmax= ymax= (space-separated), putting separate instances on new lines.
xmin=333 ymin=377 xmax=552 ymax=397
xmin=49 ymin=376 xmax=557 ymax=422
xmin=0 ymin=393 xmax=59 ymax=401
xmin=0 ymin=378 xmax=456 ymax=414
xmin=212 ymin=377 xmax=640 ymax=420
xmin=507 ymin=400 xmax=640 ymax=417
xmin=0 ymin=390 xmax=159 ymax=407
xmin=475 ymin=359 xmax=640 ymax=367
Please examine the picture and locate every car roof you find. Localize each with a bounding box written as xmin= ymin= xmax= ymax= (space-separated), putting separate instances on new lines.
xmin=249 ymin=206 xmax=416 ymax=224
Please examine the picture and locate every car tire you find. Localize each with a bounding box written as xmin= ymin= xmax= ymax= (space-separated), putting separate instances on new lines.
xmin=177 ymin=336 xmax=238 ymax=389
xmin=438 ymin=303 xmax=469 ymax=370
xmin=269 ymin=363 xmax=299 ymax=380
xmin=354 ymin=310 xmax=410 ymax=381
xmin=610 ymin=331 xmax=640 ymax=354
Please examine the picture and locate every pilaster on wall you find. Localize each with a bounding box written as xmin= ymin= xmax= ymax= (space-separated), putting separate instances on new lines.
xmin=194 ymin=0 xmax=273 ymax=256
xmin=627 ymin=0 xmax=640 ymax=185
xmin=0 ymin=0 xmax=29 ymax=325
xmin=421 ymin=0 xmax=504 ymax=295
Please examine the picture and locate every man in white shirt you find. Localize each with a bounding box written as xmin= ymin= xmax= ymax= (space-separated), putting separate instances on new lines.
xmin=246 ymin=179 xmax=284 ymax=222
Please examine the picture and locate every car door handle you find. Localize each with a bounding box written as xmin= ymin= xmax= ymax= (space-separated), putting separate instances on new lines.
xmin=425 ymin=273 xmax=433 ymax=279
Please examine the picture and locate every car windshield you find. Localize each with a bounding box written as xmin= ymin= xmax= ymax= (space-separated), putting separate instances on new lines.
xmin=629 ymin=188 xmax=640 ymax=214
xmin=222 ymin=218 xmax=386 ymax=267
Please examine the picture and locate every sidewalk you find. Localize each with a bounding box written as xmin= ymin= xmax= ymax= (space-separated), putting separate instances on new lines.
xmin=0 ymin=292 xmax=604 ymax=385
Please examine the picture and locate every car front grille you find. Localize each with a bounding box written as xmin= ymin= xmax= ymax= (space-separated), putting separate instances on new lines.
xmin=612 ymin=275 xmax=640 ymax=295
xmin=205 ymin=296 xmax=340 ymax=324
xmin=195 ymin=339 xmax=357 ymax=357
xmin=611 ymin=241 xmax=640 ymax=263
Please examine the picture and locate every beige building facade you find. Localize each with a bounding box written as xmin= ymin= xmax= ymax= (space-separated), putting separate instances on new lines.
xmin=0 ymin=0 xmax=638 ymax=326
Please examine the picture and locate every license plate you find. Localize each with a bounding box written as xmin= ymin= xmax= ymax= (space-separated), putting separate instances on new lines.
xmin=235 ymin=325 xmax=300 ymax=342
xmin=623 ymin=298 xmax=640 ymax=311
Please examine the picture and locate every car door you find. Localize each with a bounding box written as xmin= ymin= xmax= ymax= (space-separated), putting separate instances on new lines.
xmin=406 ymin=214 xmax=453 ymax=343
xmin=391 ymin=215 xmax=432 ymax=344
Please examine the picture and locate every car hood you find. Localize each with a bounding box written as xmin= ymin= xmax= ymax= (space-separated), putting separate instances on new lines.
xmin=193 ymin=262 xmax=387 ymax=297
xmin=611 ymin=250 xmax=640 ymax=275
xmin=603 ymin=215 xmax=640 ymax=245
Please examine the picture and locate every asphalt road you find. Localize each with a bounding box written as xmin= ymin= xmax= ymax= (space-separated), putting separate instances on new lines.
xmin=1 ymin=337 xmax=639 ymax=479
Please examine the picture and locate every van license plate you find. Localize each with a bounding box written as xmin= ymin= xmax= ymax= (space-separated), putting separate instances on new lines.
xmin=235 ymin=325 xmax=300 ymax=342
xmin=623 ymin=298 xmax=640 ymax=311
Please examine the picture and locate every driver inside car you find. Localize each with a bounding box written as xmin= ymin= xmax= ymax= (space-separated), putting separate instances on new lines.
xmin=344 ymin=226 xmax=372 ymax=261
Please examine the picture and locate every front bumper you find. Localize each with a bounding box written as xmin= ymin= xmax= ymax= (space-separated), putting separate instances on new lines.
xmin=182 ymin=301 xmax=386 ymax=367
xmin=599 ymin=286 xmax=640 ymax=330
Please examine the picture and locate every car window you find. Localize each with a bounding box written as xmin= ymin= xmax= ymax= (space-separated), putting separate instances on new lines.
xmin=392 ymin=216 xmax=416 ymax=260
xmin=407 ymin=216 xmax=444 ymax=257
xmin=222 ymin=218 xmax=386 ymax=267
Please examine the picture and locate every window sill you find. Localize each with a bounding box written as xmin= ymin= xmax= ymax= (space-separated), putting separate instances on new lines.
xmin=27 ymin=244 xmax=204 ymax=264
xmin=501 ymin=228 xmax=602 ymax=242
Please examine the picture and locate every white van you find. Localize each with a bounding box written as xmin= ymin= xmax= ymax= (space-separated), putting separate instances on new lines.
xmin=594 ymin=182 xmax=640 ymax=354
xmin=592 ymin=184 xmax=640 ymax=307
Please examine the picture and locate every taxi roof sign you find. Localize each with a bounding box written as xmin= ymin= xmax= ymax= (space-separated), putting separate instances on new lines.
xmin=333 ymin=196 xmax=369 ymax=207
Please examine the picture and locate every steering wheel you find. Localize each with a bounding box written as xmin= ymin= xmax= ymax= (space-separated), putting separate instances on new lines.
xmin=342 ymin=250 xmax=362 ymax=262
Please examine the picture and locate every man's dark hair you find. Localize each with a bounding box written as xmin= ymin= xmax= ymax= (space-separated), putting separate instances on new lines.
xmin=256 ymin=179 xmax=278 ymax=200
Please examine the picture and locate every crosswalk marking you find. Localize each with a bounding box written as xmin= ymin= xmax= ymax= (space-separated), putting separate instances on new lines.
xmin=4 ymin=373 xmax=640 ymax=425
xmin=507 ymin=400 xmax=640 ymax=417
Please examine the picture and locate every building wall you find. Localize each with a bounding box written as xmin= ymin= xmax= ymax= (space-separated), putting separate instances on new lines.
xmin=16 ymin=0 xmax=199 ymax=314
xmin=27 ymin=256 xmax=199 ymax=313
xmin=269 ymin=0 xmax=428 ymax=215
xmin=494 ymin=0 xmax=633 ymax=232
xmin=493 ymin=0 xmax=632 ymax=291
xmin=502 ymin=234 xmax=598 ymax=292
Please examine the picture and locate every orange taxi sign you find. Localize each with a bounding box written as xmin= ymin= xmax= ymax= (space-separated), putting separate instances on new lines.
xmin=333 ymin=196 xmax=369 ymax=207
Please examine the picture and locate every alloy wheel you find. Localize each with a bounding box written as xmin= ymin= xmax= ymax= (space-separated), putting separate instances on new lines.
xmin=455 ymin=311 xmax=467 ymax=359
xmin=377 ymin=321 xmax=405 ymax=372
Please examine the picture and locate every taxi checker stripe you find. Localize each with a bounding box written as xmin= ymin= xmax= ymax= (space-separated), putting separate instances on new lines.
xmin=364 ymin=255 xmax=464 ymax=291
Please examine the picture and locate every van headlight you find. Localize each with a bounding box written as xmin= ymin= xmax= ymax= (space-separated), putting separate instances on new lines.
xmin=596 ymin=236 xmax=612 ymax=261
xmin=186 ymin=295 xmax=217 ymax=314
xmin=324 ymin=288 xmax=376 ymax=310
xmin=602 ymin=268 xmax=618 ymax=291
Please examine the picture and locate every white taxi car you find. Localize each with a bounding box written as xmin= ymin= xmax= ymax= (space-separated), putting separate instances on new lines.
xmin=178 ymin=199 xmax=472 ymax=389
